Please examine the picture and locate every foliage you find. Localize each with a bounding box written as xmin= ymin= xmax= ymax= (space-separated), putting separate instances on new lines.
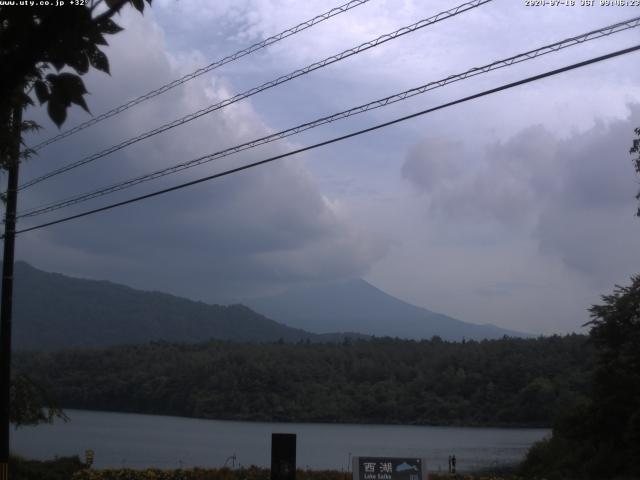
xmin=11 ymin=455 xmax=86 ymax=480
xmin=0 ymin=0 xmax=152 ymax=173
xmin=629 ymin=129 xmax=640 ymax=216
xmin=584 ymin=275 xmax=640 ymax=477
xmin=6 ymin=459 xmax=530 ymax=480
xmin=520 ymin=275 xmax=640 ymax=479
xmin=16 ymin=335 xmax=592 ymax=428
xmin=0 ymin=0 xmax=151 ymax=125
xmin=430 ymin=476 xmax=519 ymax=480
xmin=72 ymin=467 xmax=344 ymax=480
xmin=0 ymin=0 xmax=152 ymax=432
xmin=9 ymin=373 xmax=67 ymax=427
xmin=71 ymin=468 xmax=521 ymax=480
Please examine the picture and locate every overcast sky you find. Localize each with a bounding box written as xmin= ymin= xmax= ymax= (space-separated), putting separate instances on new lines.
xmin=12 ymin=0 xmax=640 ymax=335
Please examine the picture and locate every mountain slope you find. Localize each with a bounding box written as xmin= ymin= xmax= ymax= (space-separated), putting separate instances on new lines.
xmin=11 ymin=262 xmax=341 ymax=350
xmin=246 ymin=278 xmax=529 ymax=340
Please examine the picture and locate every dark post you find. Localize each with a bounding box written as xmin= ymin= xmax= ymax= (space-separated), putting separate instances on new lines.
xmin=271 ymin=433 xmax=296 ymax=480
xmin=0 ymin=103 xmax=22 ymax=480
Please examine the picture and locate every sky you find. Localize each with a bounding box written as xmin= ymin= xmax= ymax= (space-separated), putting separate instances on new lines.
xmin=11 ymin=0 xmax=640 ymax=335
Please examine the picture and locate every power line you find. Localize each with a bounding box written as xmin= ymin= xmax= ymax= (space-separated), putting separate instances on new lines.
xmin=18 ymin=0 xmax=493 ymax=191
xmin=29 ymin=0 xmax=373 ymax=152
xmin=12 ymin=44 xmax=640 ymax=237
xmin=17 ymin=15 xmax=640 ymax=219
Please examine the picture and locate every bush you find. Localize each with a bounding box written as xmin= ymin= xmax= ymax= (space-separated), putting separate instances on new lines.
xmin=72 ymin=467 xmax=351 ymax=480
xmin=11 ymin=455 xmax=86 ymax=480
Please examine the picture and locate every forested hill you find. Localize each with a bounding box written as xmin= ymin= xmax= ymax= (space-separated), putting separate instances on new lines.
xmin=16 ymin=335 xmax=593 ymax=427
xmin=12 ymin=262 xmax=360 ymax=350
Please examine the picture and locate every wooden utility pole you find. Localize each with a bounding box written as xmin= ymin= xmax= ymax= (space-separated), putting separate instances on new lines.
xmin=0 ymin=102 xmax=22 ymax=479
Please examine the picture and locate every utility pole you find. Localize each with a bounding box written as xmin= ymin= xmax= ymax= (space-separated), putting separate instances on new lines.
xmin=0 ymin=102 xmax=22 ymax=480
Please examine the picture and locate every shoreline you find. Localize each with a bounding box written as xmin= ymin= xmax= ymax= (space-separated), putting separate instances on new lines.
xmin=52 ymin=407 xmax=554 ymax=430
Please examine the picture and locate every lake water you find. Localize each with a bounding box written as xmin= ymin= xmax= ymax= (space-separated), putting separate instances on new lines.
xmin=12 ymin=410 xmax=549 ymax=473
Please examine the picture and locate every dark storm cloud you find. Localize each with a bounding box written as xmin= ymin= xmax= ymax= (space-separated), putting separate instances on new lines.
xmin=15 ymin=12 xmax=385 ymax=302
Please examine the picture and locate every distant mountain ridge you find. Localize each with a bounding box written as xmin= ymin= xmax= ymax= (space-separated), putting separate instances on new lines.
xmin=11 ymin=262 xmax=362 ymax=351
xmin=246 ymin=278 xmax=529 ymax=341
xmin=10 ymin=262 xmax=527 ymax=351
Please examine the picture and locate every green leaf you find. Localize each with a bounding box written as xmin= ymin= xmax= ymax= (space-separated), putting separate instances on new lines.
xmin=20 ymin=147 xmax=38 ymax=162
xmin=58 ymin=73 xmax=90 ymax=113
xmin=71 ymin=94 xmax=90 ymax=114
xmin=97 ymin=18 xmax=124 ymax=35
xmin=34 ymin=80 xmax=50 ymax=104
xmin=51 ymin=59 xmax=64 ymax=71
xmin=46 ymin=73 xmax=91 ymax=123
xmin=131 ymin=0 xmax=144 ymax=12
xmin=10 ymin=374 xmax=68 ymax=427
xmin=21 ymin=91 xmax=34 ymax=107
xmin=88 ymin=49 xmax=110 ymax=75
xmin=67 ymin=51 xmax=89 ymax=75
xmin=21 ymin=120 xmax=42 ymax=133
xmin=92 ymin=32 xmax=109 ymax=46
xmin=47 ymin=98 xmax=67 ymax=128
xmin=57 ymin=72 xmax=89 ymax=95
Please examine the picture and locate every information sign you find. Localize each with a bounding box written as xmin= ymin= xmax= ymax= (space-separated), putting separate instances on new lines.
xmin=353 ymin=457 xmax=427 ymax=480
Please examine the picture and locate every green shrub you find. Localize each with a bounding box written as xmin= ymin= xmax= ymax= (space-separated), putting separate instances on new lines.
xmin=11 ymin=455 xmax=86 ymax=480
xmin=72 ymin=467 xmax=351 ymax=480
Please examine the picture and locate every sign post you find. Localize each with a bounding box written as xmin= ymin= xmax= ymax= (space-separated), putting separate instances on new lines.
xmin=352 ymin=457 xmax=428 ymax=480
xmin=271 ymin=433 xmax=296 ymax=480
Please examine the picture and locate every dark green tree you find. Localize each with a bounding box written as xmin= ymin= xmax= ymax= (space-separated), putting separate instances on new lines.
xmin=629 ymin=128 xmax=640 ymax=216
xmin=9 ymin=374 xmax=67 ymax=427
xmin=521 ymin=277 xmax=640 ymax=479
xmin=584 ymin=276 xmax=640 ymax=477
xmin=0 ymin=0 xmax=152 ymax=471
xmin=0 ymin=0 xmax=152 ymax=134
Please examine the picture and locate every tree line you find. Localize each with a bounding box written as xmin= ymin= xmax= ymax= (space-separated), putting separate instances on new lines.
xmin=15 ymin=334 xmax=592 ymax=427
xmin=520 ymin=275 xmax=640 ymax=479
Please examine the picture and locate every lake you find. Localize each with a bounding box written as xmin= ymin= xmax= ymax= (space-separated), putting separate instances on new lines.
xmin=12 ymin=410 xmax=549 ymax=473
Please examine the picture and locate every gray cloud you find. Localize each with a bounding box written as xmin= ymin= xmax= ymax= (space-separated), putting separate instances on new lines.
xmin=15 ymin=11 xmax=385 ymax=302
xmin=401 ymin=106 xmax=640 ymax=286
xmin=7 ymin=0 xmax=640 ymax=336
xmin=401 ymin=138 xmax=462 ymax=192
